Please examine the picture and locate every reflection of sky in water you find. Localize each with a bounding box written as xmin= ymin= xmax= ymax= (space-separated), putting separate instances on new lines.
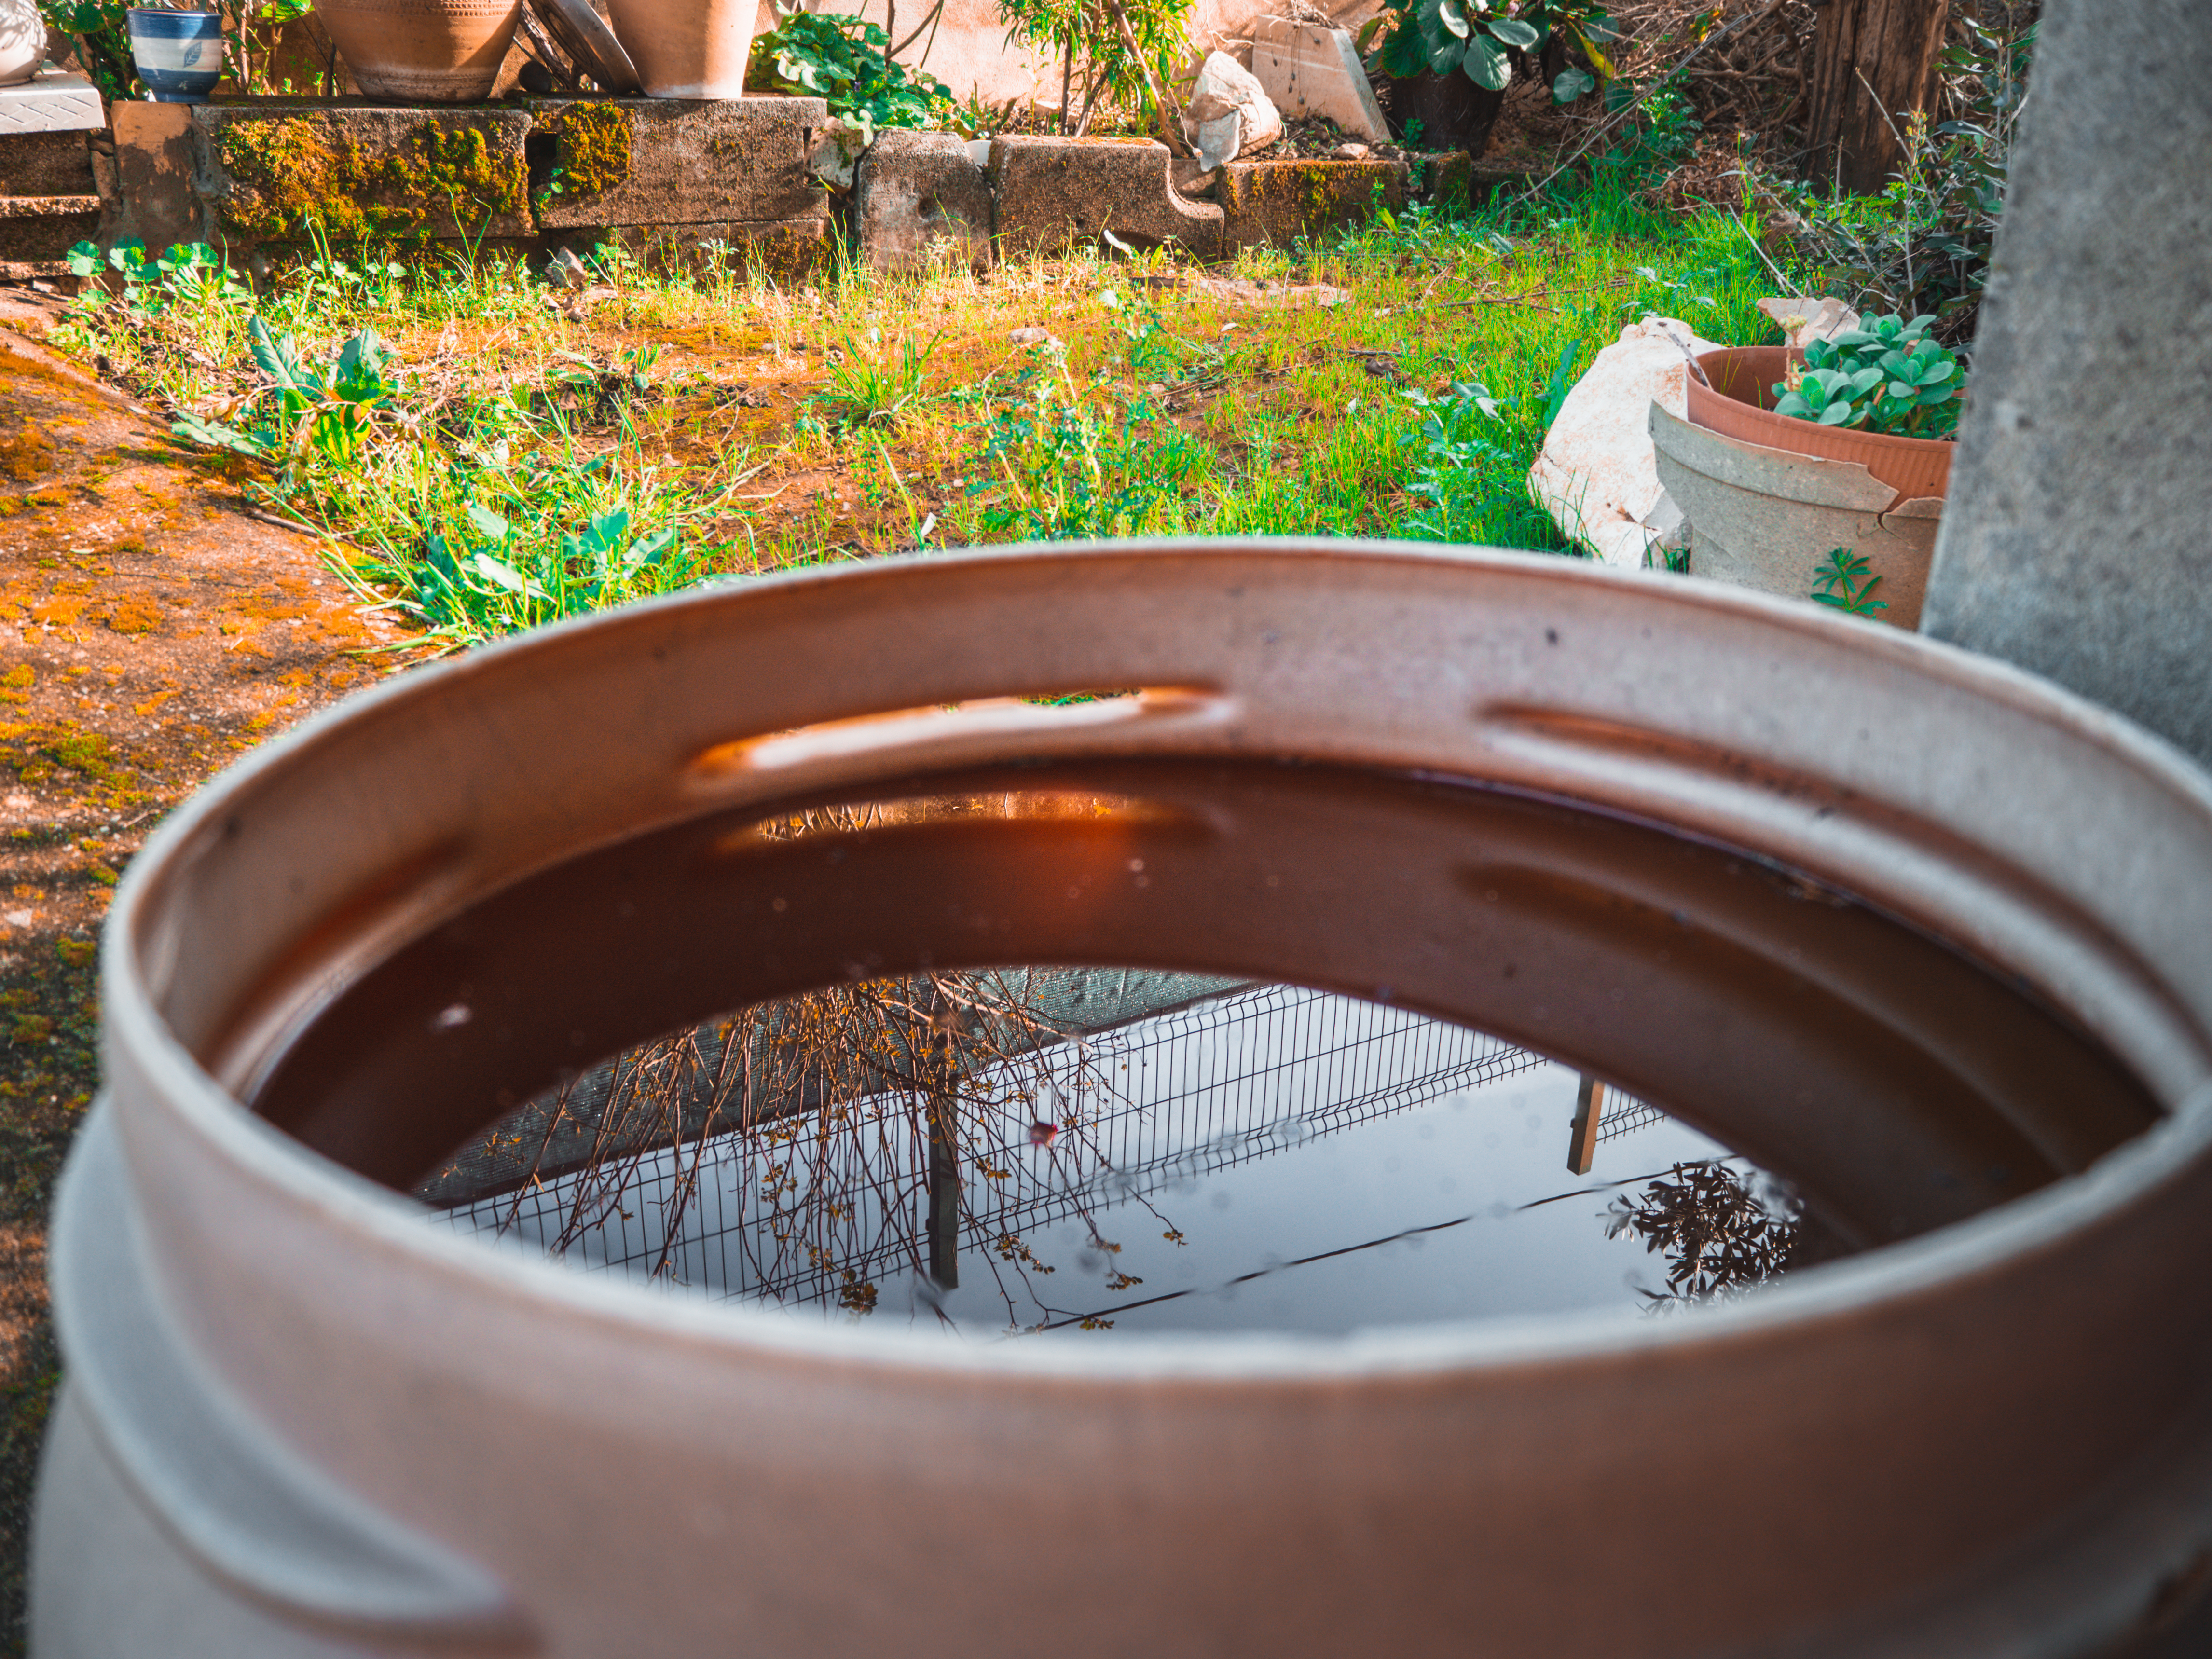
xmin=918 ymin=1058 xmax=1730 ymax=1337
xmin=438 ymin=983 xmax=1739 ymax=1336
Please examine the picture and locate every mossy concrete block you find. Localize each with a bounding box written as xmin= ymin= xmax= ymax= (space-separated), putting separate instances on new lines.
xmin=855 ymin=130 xmax=991 ymax=275
xmin=989 ymin=136 xmax=1223 ymax=262
xmin=1219 ymin=158 xmax=1401 ymax=251
xmin=194 ymin=104 xmax=534 ymax=245
xmin=530 ymin=96 xmax=829 ymax=230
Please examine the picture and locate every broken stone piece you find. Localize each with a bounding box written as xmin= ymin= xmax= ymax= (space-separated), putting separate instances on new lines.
xmin=1250 ymin=19 xmax=1390 ymax=146
xmin=1758 ymin=294 xmax=1860 ymax=348
xmin=1331 ymin=142 xmax=1370 ymax=160
xmin=1184 ymin=51 xmax=1283 ymax=173
xmin=1526 ymin=315 xmax=1726 ymax=570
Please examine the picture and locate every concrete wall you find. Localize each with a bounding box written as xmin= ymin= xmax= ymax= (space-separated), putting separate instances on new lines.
xmin=755 ymin=0 xmax=1382 ymax=112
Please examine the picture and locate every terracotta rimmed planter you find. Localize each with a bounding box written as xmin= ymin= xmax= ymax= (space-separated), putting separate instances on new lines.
xmin=312 ymin=0 xmax=522 ymax=102
xmin=32 ymin=541 xmax=2212 ymax=1656
xmin=605 ymin=0 xmax=752 ymax=98
xmin=1689 ymin=344 xmax=1956 ymax=502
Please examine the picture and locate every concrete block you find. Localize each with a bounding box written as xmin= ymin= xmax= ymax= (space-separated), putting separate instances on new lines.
xmin=1923 ymin=0 xmax=2212 ymax=765
xmin=1219 ymin=157 xmax=1401 ymax=251
xmin=100 ymin=102 xmax=205 ymax=254
xmin=0 ymin=129 xmax=93 ymax=198
xmin=854 ymin=129 xmax=991 ymax=275
xmin=1250 ymin=19 xmax=1389 ymax=145
xmin=529 ymin=96 xmax=829 ymax=230
xmin=988 ymin=135 xmax=1223 ymax=262
xmin=0 ymin=68 xmax=104 ymax=136
xmin=0 ymin=193 xmax=100 ymax=278
xmin=194 ymin=104 xmax=534 ymax=245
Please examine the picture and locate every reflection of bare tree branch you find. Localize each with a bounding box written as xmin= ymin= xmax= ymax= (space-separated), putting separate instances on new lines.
xmin=1605 ymin=1160 xmax=1800 ymax=1309
xmin=423 ymin=960 xmax=1159 ymax=1330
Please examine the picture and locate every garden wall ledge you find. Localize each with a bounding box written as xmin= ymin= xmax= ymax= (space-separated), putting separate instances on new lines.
xmin=85 ymin=96 xmax=1505 ymax=278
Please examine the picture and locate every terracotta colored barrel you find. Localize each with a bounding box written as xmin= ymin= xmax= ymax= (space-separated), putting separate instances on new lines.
xmin=32 ymin=542 xmax=2212 ymax=1657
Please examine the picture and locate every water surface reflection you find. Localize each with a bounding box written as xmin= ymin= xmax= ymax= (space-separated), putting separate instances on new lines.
xmin=419 ymin=971 xmax=1812 ymax=1334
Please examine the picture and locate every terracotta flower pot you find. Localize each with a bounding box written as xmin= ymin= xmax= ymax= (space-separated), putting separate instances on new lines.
xmin=605 ymin=0 xmax=753 ymax=98
xmin=1688 ymin=344 xmax=1955 ymax=502
xmin=313 ymin=0 xmax=522 ymax=102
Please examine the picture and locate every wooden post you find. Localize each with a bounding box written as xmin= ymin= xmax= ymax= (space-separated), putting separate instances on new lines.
xmin=1805 ymin=0 xmax=1951 ymax=195
xmin=1567 ymin=1075 xmax=1606 ymax=1176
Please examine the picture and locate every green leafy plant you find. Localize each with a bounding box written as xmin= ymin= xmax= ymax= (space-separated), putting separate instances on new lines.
xmin=41 ymin=0 xmax=139 ymax=100
xmin=173 ymin=318 xmax=399 ymax=484
xmin=992 ymin=0 xmax=1191 ymax=136
xmin=1772 ymin=313 xmax=1965 ymax=438
xmin=66 ymin=239 xmax=247 ymax=322
xmin=1360 ymin=0 xmax=1535 ymax=94
xmin=1810 ymin=547 xmax=1888 ymax=617
xmin=1359 ymin=0 xmax=1609 ymax=99
xmin=746 ymin=7 xmax=954 ymax=140
xmin=807 ymin=330 xmax=940 ymax=428
xmin=965 ymin=341 xmax=1191 ymax=541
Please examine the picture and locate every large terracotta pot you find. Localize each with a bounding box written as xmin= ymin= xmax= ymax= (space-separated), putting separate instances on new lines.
xmin=605 ymin=0 xmax=752 ymax=98
xmin=1689 ymin=344 xmax=1955 ymax=502
xmin=313 ymin=0 xmax=522 ymax=102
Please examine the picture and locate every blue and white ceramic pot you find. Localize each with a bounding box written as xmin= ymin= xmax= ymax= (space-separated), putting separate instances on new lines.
xmin=126 ymin=8 xmax=225 ymax=103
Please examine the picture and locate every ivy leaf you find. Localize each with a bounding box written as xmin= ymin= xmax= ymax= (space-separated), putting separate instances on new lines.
xmin=465 ymin=502 xmax=510 ymax=541
xmin=1489 ymin=16 xmax=1539 ymax=47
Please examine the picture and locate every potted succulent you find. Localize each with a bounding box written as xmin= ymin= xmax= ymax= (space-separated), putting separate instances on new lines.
xmin=1358 ymin=0 xmax=1613 ymax=152
xmin=1650 ymin=313 xmax=1968 ymax=628
xmin=1687 ymin=313 xmax=1965 ymax=500
xmin=124 ymin=0 xmax=226 ymax=102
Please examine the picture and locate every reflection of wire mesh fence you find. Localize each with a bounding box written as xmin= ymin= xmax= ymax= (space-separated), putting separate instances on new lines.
xmin=411 ymin=967 xmax=1241 ymax=1210
xmin=1597 ymin=1095 xmax=1669 ymax=1144
xmin=431 ymin=983 xmax=1549 ymax=1313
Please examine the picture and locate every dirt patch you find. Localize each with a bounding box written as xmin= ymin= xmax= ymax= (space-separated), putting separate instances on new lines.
xmin=0 ymin=315 xmax=420 ymax=1654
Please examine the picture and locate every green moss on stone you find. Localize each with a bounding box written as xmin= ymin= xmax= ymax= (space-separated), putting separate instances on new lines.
xmin=216 ymin=115 xmax=528 ymax=243
xmin=540 ymin=101 xmax=633 ymax=208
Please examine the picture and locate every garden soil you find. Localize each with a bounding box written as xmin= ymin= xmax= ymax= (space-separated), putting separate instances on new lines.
xmin=0 ymin=311 xmax=419 ymax=1654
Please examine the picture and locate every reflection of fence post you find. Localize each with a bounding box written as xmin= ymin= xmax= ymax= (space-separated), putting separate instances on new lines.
xmin=1567 ymin=1075 xmax=1606 ymax=1176
xmin=923 ymin=988 xmax=961 ymax=1289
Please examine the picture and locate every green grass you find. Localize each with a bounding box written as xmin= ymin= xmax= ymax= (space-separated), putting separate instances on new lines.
xmin=55 ymin=174 xmax=1807 ymax=651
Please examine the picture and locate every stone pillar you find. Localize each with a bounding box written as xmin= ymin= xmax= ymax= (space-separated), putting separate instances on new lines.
xmin=1922 ymin=0 xmax=2212 ymax=766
